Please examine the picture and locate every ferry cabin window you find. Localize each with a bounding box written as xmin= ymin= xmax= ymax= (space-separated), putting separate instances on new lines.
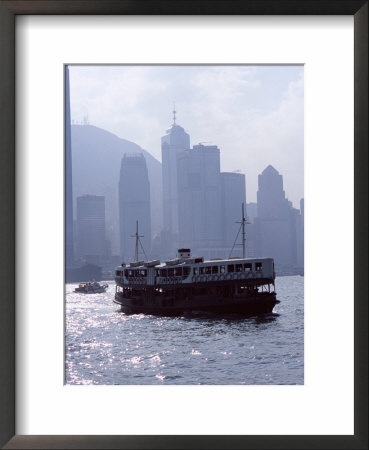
xmin=174 ymin=268 xmax=183 ymax=276
xmin=205 ymin=266 xmax=211 ymax=275
xmin=161 ymin=269 xmax=168 ymax=277
xmin=212 ymin=266 xmax=219 ymax=274
xmin=168 ymin=268 xmax=174 ymax=276
xmin=193 ymin=267 xmax=198 ymax=275
xmin=244 ymin=263 xmax=252 ymax=271
xmin=183 ymin=267 xmax=190 ymax=276
xmin=220 ymin=265 xmax=225 ymax=274
xmin=255 ymin=262 xmax=262 ymax=271
xmin=199 ymin=267 xmax=205 ymax=275
xmin=236 ymin=264 xmax=243 ymax=272
xmin=228 ymin=264 xmax=235 ymax=273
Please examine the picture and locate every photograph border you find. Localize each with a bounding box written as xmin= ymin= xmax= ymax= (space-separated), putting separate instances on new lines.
xmin=0 ymin=1 xmax=367 ymax=449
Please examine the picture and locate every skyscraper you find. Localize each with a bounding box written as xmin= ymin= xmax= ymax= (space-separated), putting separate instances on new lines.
xmin=296 ymin=198 xmax=304 ymax=268
xmin=257 ymin=165 xmax=289 ymax=219
xmin=254 ymin=165 xmax=302 ymax=269
xmin=76 ymin=195 xmax=106 ymax=265
xmin=177 ymin=144 xmax=223 ymax=255
xmin=65 ymin=65 xmax=74 ymax=267
xmin=221 ymin=172 xmax=246 ymax=251
xmin=161 ymin=107 xmax=190 ymax=253
xmin=119 ymin=154 xmax=151 ymax=262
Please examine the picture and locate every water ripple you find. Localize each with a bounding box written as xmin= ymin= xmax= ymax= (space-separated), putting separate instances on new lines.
xmin=65 ymin=276 xmax=304 ymax=384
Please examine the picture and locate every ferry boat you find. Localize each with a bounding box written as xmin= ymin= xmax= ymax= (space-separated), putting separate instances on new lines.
xmin=114 ymin=208 xmax=279 ymax=316
xmin=74 ymin=280 xmax=108 ymax=294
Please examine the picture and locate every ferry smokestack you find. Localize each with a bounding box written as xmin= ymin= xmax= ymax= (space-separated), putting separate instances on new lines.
xmin=178 ymin=248 xmax=191 ymax=258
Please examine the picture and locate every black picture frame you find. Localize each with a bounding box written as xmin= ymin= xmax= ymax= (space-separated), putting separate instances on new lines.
xmin=0 ymin=1 xmax=367 ymax=449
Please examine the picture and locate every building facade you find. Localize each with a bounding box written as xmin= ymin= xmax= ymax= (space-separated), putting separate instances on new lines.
xmin=253 ymin=165 xmax=303 ymax=271
xmin=161 ymin=110 xmax=190 ymax=254
xmin=65 ymin=65 xmax=74 ymax=267
xmin=177 ymin=144 xmax=223 ymax=256
xmin=119 ymin=154 xmax=151 ymax=262
xmin=76 ymin=195 xmax=106 ymax=265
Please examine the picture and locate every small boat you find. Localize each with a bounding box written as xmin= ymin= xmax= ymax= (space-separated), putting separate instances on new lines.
xmin=74 ymin=281 xmax=108 ymax=294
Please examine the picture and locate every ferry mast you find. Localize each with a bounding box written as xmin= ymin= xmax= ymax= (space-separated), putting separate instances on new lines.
xmin=229 ymin=203 xmax=250 ymax=259
xmin=239 ymin=203 xmax=247 ymax=258
xmin=131 ymin=220 xmax=147 ymax=262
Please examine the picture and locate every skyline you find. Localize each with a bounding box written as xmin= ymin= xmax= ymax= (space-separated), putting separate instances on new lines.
xmin=70 ymin=120 xmax=303 ymax=268
xmin=69 ymin=65 xmax=304 ymax=208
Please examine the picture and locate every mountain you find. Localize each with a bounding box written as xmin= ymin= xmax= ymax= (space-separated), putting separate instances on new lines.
xmin=71 ymin=124 xmax=162 ymax=254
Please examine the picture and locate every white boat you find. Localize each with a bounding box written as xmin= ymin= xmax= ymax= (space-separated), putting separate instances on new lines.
xmin=74 ymin=281 xmax=108 ymax=294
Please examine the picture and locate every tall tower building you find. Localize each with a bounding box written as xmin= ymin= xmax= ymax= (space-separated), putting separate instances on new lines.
xmin=119 ymin=154 xmax=151 ymax=262
xmin=254 ymin=165 xmax=301 ymax=269
xmin=177 ymin=144 xmax=222 ymax=255
xmin=65 ymin=65 xmax=74 ymax=267
xmin=161 ymin=107 xmax=190 ymax=252
xmin=221 ymin=172 xmax=246 ymax=250
xmin=296 ymin=198 xmax=304 ymax=268
xmin=257 ymin=165 xmax=289 ymax=219
xmin=76 ymin=195 xmax=106 ymax=265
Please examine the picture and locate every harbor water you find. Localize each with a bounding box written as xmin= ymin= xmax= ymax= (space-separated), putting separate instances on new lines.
xmin=65 ymin=275 xmax=304 ymax=385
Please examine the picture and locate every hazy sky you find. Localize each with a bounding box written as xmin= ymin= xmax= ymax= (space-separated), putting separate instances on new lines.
xmin=69 ymin=65 xmax=303 ymax=207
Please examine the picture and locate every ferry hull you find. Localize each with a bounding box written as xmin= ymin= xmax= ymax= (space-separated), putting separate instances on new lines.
xmin=114 ymin=292 xmax=279 ymax=316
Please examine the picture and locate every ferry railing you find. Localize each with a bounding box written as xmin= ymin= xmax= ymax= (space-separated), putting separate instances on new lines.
xmin=157 ymin=276 xmax=183 ymax=285
xmin=125 ymin=276 xmax=146 ymax=285
xmin=118 ymin=270 xmax=268 ymax=286
xmin=189 ymin=271 xmax=263 ymax=283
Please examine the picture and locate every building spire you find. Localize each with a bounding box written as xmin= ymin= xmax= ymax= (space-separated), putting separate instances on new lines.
xmin=173 ymin=102 xmax=176 ymax=125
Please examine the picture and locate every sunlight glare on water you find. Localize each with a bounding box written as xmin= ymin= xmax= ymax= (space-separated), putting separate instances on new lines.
xmin=65 ymin=276 xmax=304 ymax=385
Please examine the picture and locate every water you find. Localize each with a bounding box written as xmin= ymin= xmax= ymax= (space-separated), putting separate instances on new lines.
xmin=65 ymin=276 xmax=304 ymax=385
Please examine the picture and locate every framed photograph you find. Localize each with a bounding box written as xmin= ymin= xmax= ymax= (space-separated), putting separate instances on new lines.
xmin=1 ymin=1 xmax=367 ymax=449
